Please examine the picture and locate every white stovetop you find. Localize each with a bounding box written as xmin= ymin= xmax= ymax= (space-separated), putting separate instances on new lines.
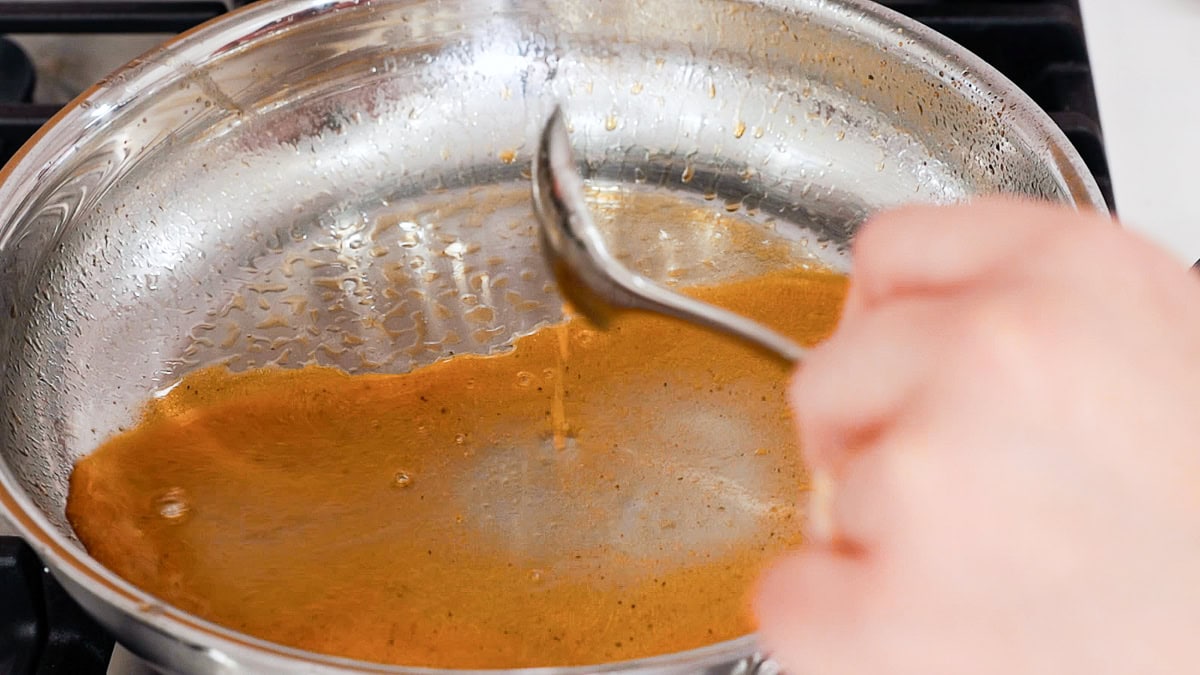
xmin=1080 ymin=0 xmax=1200 ymax=263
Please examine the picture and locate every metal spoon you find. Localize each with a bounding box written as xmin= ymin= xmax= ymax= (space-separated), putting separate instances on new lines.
xmin=531 ymin=107 xmax=806 ymax=363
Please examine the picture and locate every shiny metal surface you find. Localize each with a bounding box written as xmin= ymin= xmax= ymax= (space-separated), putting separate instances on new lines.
xmin=534 ymin=107 xmax=805 ymax=362
xmin=0 ymin=0 xmax=1102 ymax=672
xmin=108 ymin=644 xmax=165 ymax=675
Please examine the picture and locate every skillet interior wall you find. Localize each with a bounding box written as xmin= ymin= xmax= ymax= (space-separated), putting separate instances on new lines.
xmin=0 ymin=0 xmax=1080 ymax=541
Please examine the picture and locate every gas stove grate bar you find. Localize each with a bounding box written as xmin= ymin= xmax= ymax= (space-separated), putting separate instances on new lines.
xmin=0 ymin=1 xmax=229 ymax=33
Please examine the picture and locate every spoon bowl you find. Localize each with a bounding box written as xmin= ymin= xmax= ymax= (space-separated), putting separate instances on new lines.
xmin=531 ymin=107 xmax=807 ymax=363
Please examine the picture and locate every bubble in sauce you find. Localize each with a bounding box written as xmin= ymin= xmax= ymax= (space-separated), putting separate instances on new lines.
xmin=575 ymin=329 xmax=598 ymax=347
xmin=155 ymin=488 xmax=190 ymax=521
xmin=515 ymin=371 xmax=534 ymax=387
xmin=393 ymin=471 xmax=414 ymax=488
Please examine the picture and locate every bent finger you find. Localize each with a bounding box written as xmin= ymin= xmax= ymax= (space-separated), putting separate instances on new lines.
xmin=791 ymin=295 xmax=947 ymax=472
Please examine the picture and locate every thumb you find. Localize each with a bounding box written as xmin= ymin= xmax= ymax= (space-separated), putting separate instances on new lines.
xmin=754 ymin=547 xmax=878 ymax=675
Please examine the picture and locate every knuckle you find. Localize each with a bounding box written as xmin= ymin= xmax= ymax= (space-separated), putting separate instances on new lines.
xmin=952 ymin=295 xmax=1045 ymax=384
xmin=848 ymin=219 xmax=893 ymax=278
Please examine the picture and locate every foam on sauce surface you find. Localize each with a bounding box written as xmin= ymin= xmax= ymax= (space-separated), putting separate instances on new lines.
xmin=67 ymin=267 xmax=847 ymax=668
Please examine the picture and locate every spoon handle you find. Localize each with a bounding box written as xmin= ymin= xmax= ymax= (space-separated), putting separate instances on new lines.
xmin=611 ymin=263 xmax=806 ymax=363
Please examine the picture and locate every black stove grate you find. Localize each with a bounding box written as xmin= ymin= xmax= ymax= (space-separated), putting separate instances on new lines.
xmin=0 ymin=1 xmax=1113 ymax=673
xmin=0 ymin=1 xmax=232 ymax=32
xmin=0 ymin=537 xmax=115 ymax=674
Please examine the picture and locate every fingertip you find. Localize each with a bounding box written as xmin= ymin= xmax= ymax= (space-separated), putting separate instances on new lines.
xmin=788 ymin=360 xmax=839 ymax=470
xmin=787 ymin=300 xmax=925 ymax=473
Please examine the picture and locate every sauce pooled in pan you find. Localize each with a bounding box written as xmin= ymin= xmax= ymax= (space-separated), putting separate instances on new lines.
xmin=67 ymin=266 xmax=847 ymax=668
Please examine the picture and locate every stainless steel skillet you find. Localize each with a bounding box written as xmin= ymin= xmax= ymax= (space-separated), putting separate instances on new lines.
xmin=0 ymin=1 xmax=1102 ymax=673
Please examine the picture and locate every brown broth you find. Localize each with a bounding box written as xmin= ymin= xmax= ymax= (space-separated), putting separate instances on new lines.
xmin=66 ymin=267 xmax=847 ymax=668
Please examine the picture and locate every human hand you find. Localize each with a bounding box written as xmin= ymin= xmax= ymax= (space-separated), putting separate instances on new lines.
xmin=756 ymin=199 xmax=1200 ymax=675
